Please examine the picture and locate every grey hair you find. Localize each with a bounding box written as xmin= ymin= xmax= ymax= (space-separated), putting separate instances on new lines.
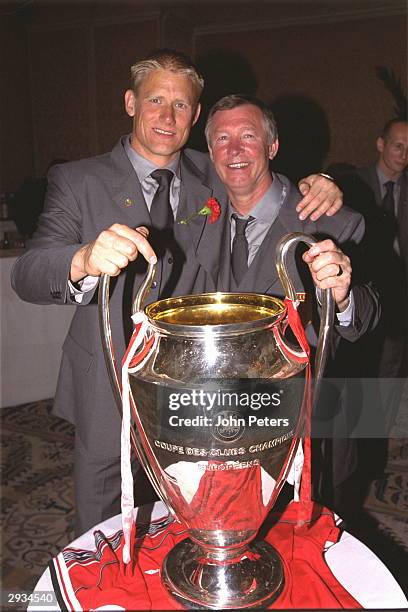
xmin=130 ymin=49 xmax=204 ymax=102
xmin=205 ymin=94 xmax=278 ymax=146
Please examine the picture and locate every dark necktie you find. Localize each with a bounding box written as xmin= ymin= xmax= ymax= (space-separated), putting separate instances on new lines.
xmin=382 ymin=181 xmax=395 ymax=216
xmin=231 ymin=214 xmax=250 ymax=284
xmin=150 ymin=169 xmax=174 ymax=230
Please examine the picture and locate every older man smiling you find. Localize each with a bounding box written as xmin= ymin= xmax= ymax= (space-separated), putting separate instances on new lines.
xmin=204 ymin=93 xmax=380 ymax=510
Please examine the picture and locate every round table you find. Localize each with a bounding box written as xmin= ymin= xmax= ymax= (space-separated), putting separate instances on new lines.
xmin=28 ymin=501 xmax=407 ymax=610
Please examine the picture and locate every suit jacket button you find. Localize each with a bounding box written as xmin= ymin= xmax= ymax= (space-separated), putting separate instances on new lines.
xmin=168 ymin=257 xmax=173 ymax=264
xmin=151 ymin=281 xmax=157 ymax=289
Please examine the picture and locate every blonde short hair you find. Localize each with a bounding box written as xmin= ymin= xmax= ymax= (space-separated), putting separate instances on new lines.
xmin=130 ymin=49 xmax=204 ymax=103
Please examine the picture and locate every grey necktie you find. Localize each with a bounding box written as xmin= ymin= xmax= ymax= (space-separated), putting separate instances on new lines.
xmin=232 ymin=214 xmax=250 ymax=284
xmin=150 ymin=169 xmax=174 ymax=229
xmin=382 ymin=181 xmax=395 ymax=216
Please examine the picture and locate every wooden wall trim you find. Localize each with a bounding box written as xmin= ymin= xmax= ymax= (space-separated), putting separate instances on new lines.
xmin=27 ymin=9 xmax=161 ymax=32
xmin=193 ymin=2 xmax=406 ymax=36
xmin=87 ymin=25 xmax=98 ymax=155
xmin=27 ymin=25 xmax=38 ymax=177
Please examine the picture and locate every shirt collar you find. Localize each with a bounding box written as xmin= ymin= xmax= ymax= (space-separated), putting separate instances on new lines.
xmin=124 ymin=134 xmax=180 ymax=182
xmin=229 ymin=173 xmax=285 ymax=223
xmin=376 ymin=165 xmax=402 ymax=188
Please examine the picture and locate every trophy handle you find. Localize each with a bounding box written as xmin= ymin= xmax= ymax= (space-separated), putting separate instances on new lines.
xmin=99 ymin=273 xmax=124 ymax=420
xmin=98 ymin=262 xmax=156 ymax=418
xmin=276 ymin=232 xmax=335 ymax=399
xmin=133 ymin=261 xmax=157 ymax=315
xmin=99 ymin=271 xmax=168 ymax=506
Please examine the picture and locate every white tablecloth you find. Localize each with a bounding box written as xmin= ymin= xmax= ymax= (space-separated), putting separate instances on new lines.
xmin=29 ymin=501 xmax=407 ymax=610
xmin=1 ymin=254 xmax=75 ymax=407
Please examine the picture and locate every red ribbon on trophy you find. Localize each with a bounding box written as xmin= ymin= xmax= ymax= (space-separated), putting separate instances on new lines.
xmin=283 ymin=297 xmax=316 ymax=528
xmin=121 ymin=314 xmax=159 ymax=566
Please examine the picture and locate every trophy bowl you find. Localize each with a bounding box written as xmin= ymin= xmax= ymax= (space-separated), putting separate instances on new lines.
xmin=99 ymin=233 xmax=334 ymax=609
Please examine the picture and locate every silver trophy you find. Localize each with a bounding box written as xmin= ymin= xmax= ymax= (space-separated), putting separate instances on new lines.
xmin=99 ymin=233 xmax=334 ymax=609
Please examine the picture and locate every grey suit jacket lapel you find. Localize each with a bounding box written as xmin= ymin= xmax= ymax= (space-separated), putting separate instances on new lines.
xmin=109 ymin=138 xmax=151 ymax=228
xmin=239 ymin=213 xmax=302 ymax=295
xmin=367 ymin=165 xmax=382 ymax=207
xmin=236 ymin=181 xmax=303 ymax=295
xmin=217 ymin=215 xmax=233 ymax=291
xmin=178 ymin=152 xmax=227 ymax=283
xmin=397 ymin=172 xmax=408 ymax=264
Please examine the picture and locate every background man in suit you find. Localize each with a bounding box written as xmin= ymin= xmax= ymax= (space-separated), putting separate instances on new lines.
xmin=357 ymin=119 xmax=408 ymax=384
xmin=320 ymin=119 xmax=407 ymax=522
xmin=12 ymin=50 xmax=344 ymax=536
xmin=204 ymin=94 xmax=380 ymax=513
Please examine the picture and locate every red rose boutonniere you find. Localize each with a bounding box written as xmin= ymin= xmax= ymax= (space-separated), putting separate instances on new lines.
xmin=179 ymin=197 xmax=221 ymax=225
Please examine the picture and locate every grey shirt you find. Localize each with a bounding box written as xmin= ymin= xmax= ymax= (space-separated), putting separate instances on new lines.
xmin=229 ymin=173 xmax=288 ymax=265
xmin=124 ymin=135 xmax=181 ymax=217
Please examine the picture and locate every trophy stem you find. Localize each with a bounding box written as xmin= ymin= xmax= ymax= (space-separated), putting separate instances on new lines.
xmin=162 ymin=539 xmax=284 ymax=609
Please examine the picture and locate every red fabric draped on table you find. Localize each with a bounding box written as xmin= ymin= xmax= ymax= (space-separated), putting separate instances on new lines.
xmin=49 ymin=502 xmax=361 ymax=611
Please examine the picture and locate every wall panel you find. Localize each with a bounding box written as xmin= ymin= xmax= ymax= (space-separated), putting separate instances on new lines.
xmin=195 ymin=15 xmax=406 ymax=172
xmin=1 ymin=15 xmax=34 ymax=192
xmin=3 ymin=1 xmax=405 ymax=191
xmin=94 ymin=19 xmax=158 ymax=152
xmin=29 ymin=26 xmax=91 ymax=175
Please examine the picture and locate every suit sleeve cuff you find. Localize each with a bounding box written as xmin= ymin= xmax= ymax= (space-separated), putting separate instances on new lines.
xmin=336 ymin=290 xmax=354 ymax=326
xmin=68 ymin=276 xmax=99 ymax=303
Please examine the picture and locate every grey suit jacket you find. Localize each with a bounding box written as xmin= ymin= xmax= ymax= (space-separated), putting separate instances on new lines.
xmin=11 ymin=138 xmax=229 ymax=456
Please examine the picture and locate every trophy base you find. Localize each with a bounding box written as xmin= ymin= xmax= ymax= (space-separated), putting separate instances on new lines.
xmin=162 ymin=538 xmax=284 ymax=609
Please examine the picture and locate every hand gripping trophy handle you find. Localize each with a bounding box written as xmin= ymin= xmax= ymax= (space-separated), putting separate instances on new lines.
xmin=275 ymin=232 xmax=335 ymax=400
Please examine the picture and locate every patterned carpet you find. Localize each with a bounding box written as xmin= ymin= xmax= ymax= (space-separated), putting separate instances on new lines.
xmin=1 ymin=398 xmax=407 ymax=602
xmin=1 ymin=400 xmax=75 ymax=594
